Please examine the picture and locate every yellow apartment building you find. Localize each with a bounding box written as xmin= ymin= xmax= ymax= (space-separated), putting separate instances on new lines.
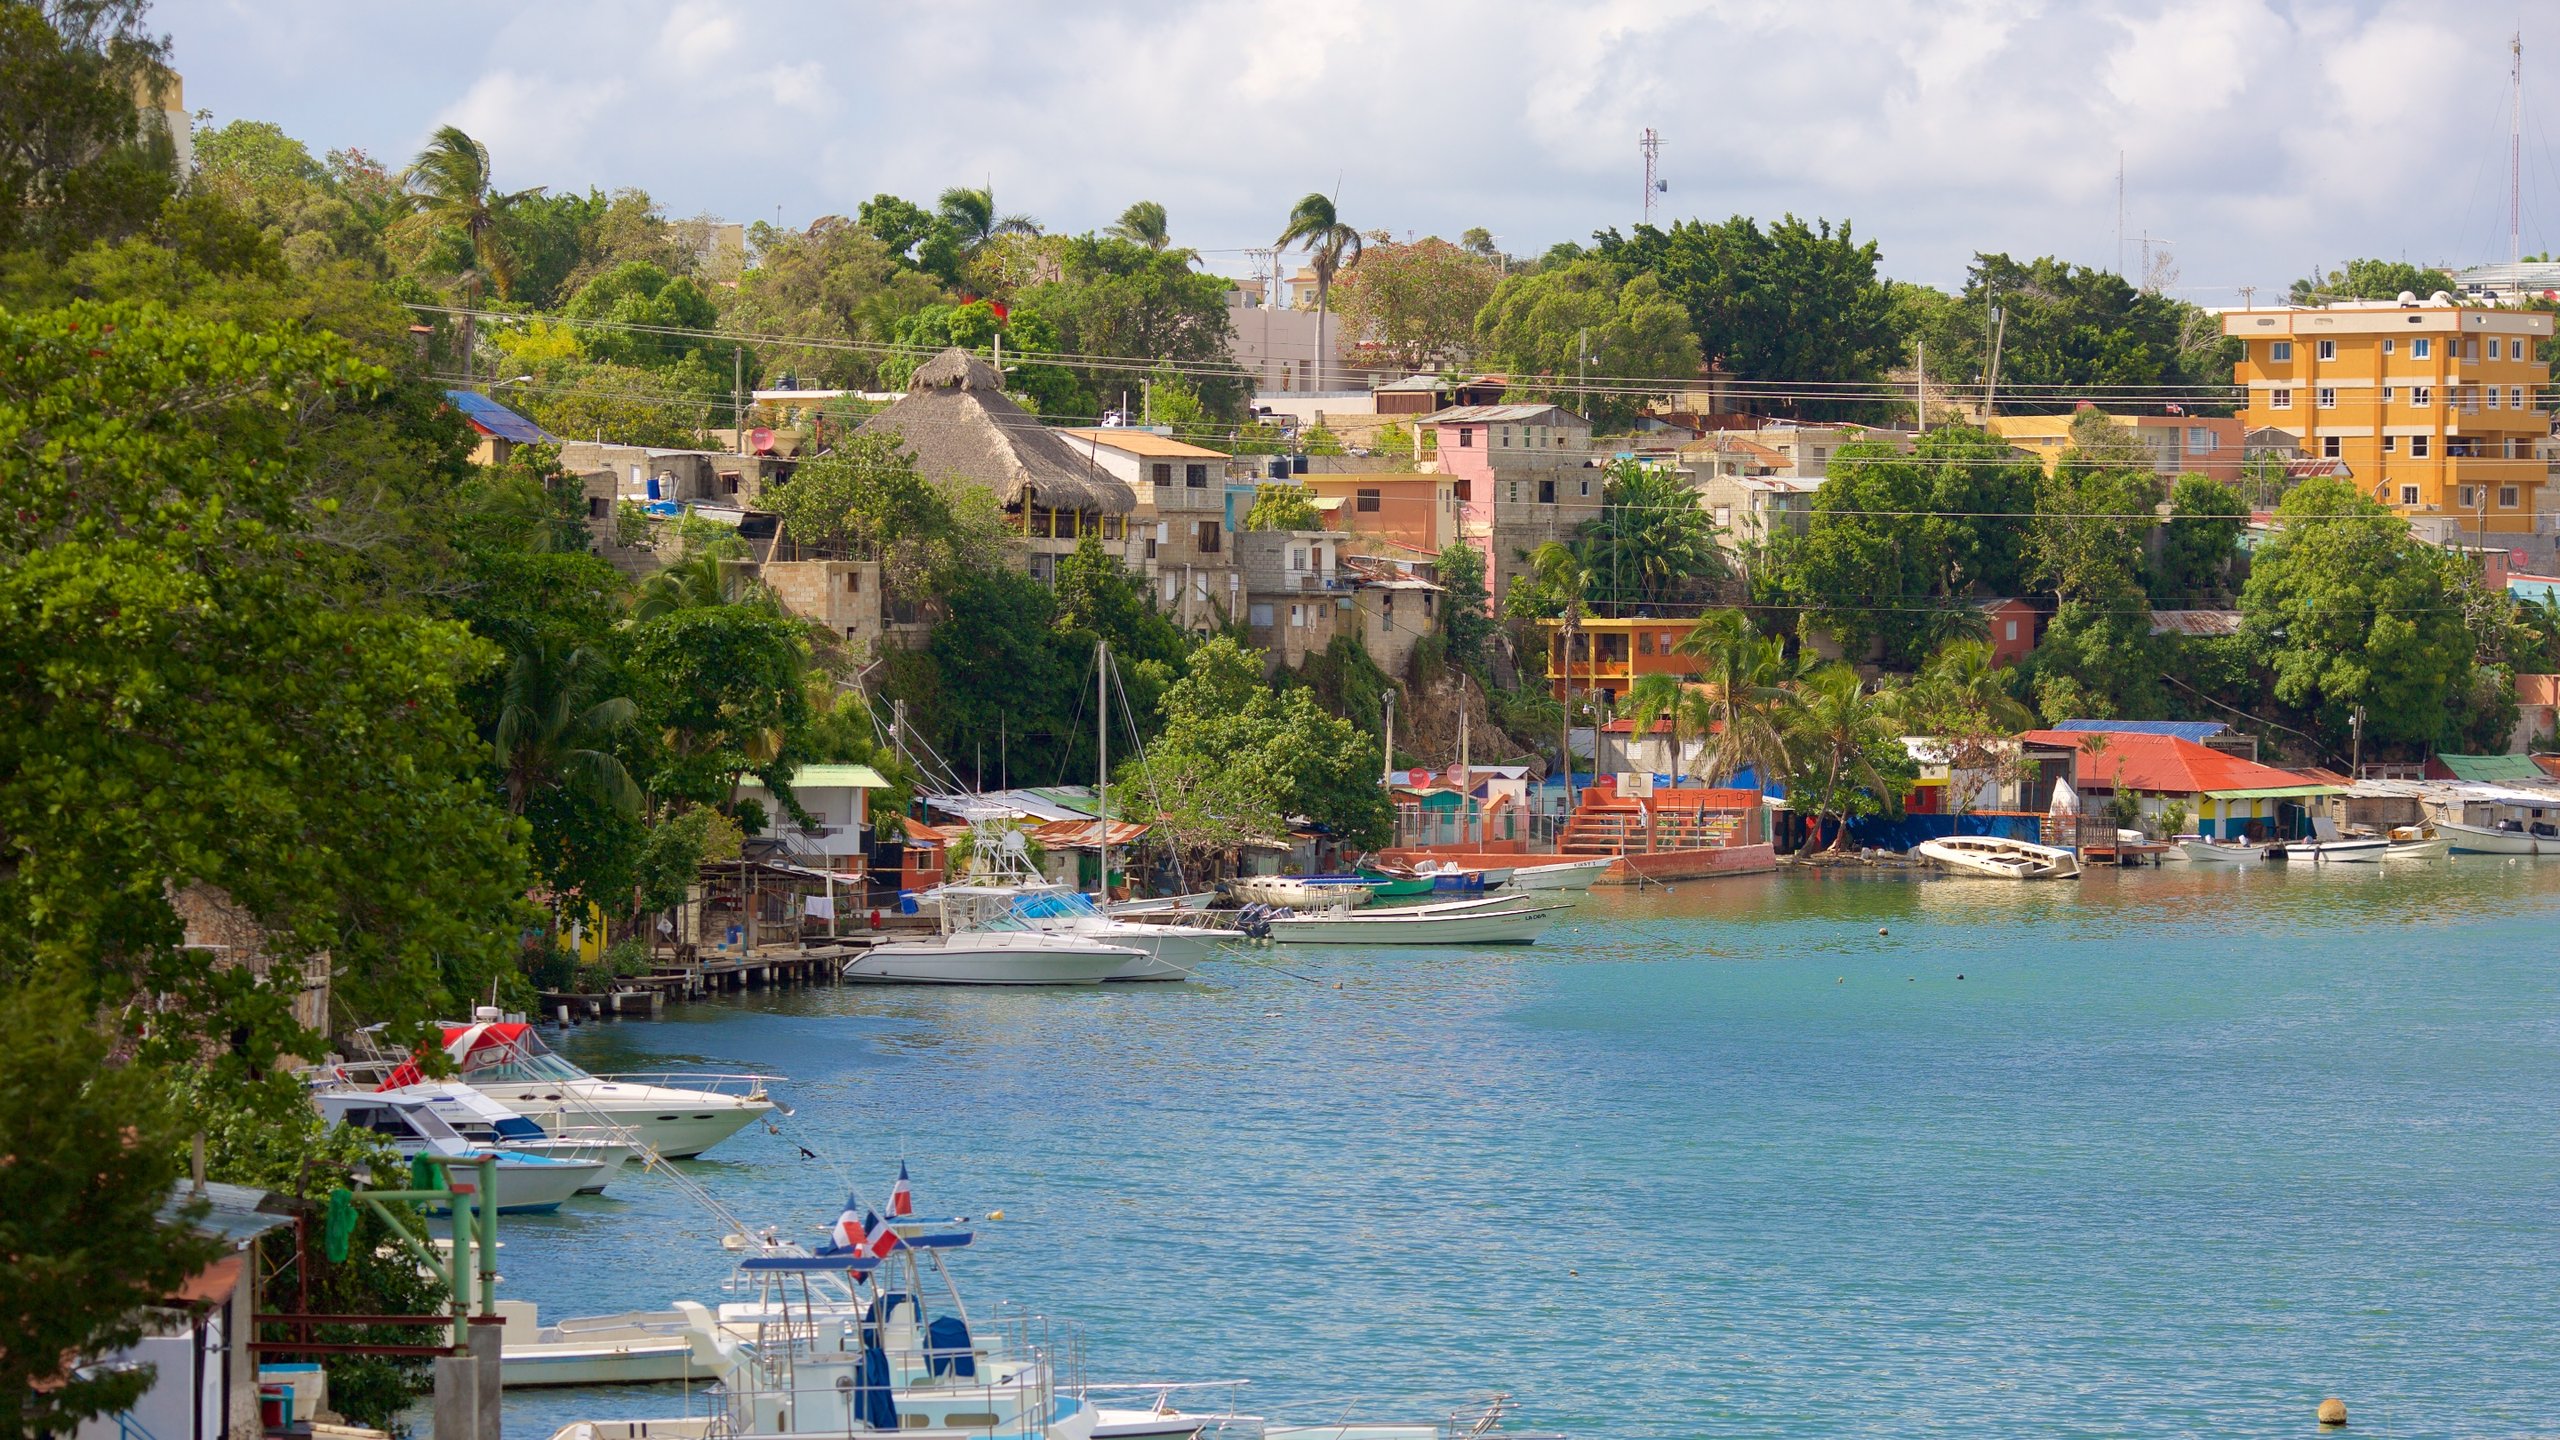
xmin=2222 ymin=299 xmax=2553 ymax=532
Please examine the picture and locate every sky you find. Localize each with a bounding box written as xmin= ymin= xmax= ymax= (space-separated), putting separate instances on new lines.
xmin=155 ymin=0 xmax=2560 ymax=302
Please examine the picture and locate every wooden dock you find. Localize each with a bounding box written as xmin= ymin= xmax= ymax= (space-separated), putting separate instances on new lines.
xmin=2081 ymin=840 xmax=2172 ymax=867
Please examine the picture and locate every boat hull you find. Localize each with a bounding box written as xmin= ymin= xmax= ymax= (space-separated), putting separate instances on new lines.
xmin=845 ymin=937 xmax=1134 ymax=985
xmin=2439 ymin=820 xmax=2557 ymax=855
xmin=1502 ymin=858 xmax=1614 ymax=892
xmin=1230 ymin=877 xmax=1374 ymax=908
xmin=2281 ymin=840 xmax=2388 ymax=864
xmin=2384 ymin=838 xmax=2452 ymax=860
xmin=2180 ymin=840 xmax=2271 ymax=866
xmin=1914 ymin=837 xmax=2082 ymax=880
xmin=1267 ymin=901 xmax=1564 ymax=945
xmin=470 ymin=1082 xmax=772 ymax=1161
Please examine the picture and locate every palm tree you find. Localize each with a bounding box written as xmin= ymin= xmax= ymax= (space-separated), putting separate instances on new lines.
xmin=631 ymin=536 xmax=756 ymax=622
xmin=937 ymin=186 xmax=1040 ymax=254
xmin=1672 ymin=609 xmax=1802 ymax=786
xmin=1274 ymin=193 xmax=1363 ymax=391
xmin=1787 ymin=663 xmax=1905 ymax=854
xmin=494 ymin=641 xmax=643 ymax=817
xmin=1618 ymin=672 xmax=1688 ymax=777
xmin=1579 ymin=459 xmax=1729 ymax=609
xmin=1107 ymin=200 xmax=1170 ymax=250
xmin=1516 ymin=541 xmax=1592 ymax=806
xmin=1917 ymin=638 xmax=2035 ymax=732
xmin=401 ymin=124 xmax=538 ymax=378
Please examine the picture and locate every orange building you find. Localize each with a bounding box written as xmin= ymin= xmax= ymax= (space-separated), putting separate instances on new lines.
xmin=1541 ymin=616 xmax=1704 ymax=706
xmin=1303 ymin=471 xmax=1462 ymax=553
xmin=2222 ymin=299 xmax=2554 ymax=531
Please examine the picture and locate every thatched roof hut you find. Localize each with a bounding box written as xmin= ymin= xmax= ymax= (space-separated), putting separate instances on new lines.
xmin=859 ymin=349 xmax=1135 ymax=516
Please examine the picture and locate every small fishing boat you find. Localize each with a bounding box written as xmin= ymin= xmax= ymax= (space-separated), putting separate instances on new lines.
xmin=2278 ymin=836 xmax=2388 ymax=864
xmin=1264 ymin=895 xmax=1567 ymax=945
xmin=1229 ymin=876 xmax=1375 ymax=908
xmin=1350 ymin=866 xmax=1439 ymax=899
xmin=2384 ymin=836 xmax=2452 ymax=860
xmin=2179 ymin=837 xmax=2273 ymax=865
xmin=1913 ymin=835 xmax=2081 ymax=880
xmin=1502 ymin=856 xmax=1616 ymax=893
xmin=2439 ymin=816 xmax=2560 ymax=855
xmin=497 ymin=1301 xmax=716 ymax=1387
xmin=313 ymin=1088 xmax=609 ymax=1213
xmin=1103 ymin=892 xmax=1215 ymax=915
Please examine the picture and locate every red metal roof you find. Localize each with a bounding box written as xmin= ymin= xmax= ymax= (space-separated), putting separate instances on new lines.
xmin=2022 ymin=729 xmax=2328 ymax=795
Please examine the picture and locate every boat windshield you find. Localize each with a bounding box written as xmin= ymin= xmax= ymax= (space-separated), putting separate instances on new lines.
xmin=455 ymin=1038 xmax=591 ymax=1085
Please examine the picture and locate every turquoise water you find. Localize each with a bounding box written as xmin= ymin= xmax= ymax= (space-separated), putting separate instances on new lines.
xmin=490 ymin=862 xmax=2560 ymax=1438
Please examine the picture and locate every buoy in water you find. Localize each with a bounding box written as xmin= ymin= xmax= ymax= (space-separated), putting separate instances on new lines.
xmin=1878 ymin=926 xmax=1889 ymax=936
xmin=988 ymin=1209 xmax=1005 ymax=1221
xmin=2317 ymin=1397 xmax=2347 ymax=1426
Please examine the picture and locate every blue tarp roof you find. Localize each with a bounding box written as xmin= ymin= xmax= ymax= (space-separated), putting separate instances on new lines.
xmin=443 ymin=389 xmax=555 ymax=444
xmin=2052 ymin=719 xmax=2227 ymax=741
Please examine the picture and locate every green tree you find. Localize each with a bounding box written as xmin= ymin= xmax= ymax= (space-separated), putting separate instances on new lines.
xmin=1935 ymin=253 xmax=2234 ymax=410
xmin=731 ymin=216 xmax=945 ymax=389
xmin=1122 ymin=637 xmax=1389 ymax=851
xmin=1275 ymin=192 xmax=1364 ymax=390
xmin=2032 ymin=413 xmax=2163 ymax=606
xmin=625 ymin=604 xmax=814 ymax=807
xmin=1331 ymin=236 xmax=1498 ymax=373
xmin=1244 ymin=482 xmax=1320 ymax=530
xmin=1783 ymin=425 xmax=2039 ymax=666
xmin=2289 ymin=258 xmax=2457 ymax=306
xmin=937 ymin=185 xmax=1039 ymax=253
xmin=1018 ymin=235 xmax=1245 ymax=418
xmin=2239 ymin=477 xmax=2479 ymax=753
xmin=1617 ymin=671 xmax=1690 ymax=775
xmin=1577 ymin=458 xmax=1728 ymax=609
xmin=1595 ymin=214 xmax=1897 ymax=419
xmin=1106 ymin=200 xmax=1171 ymax=251
xmin=2151 ymin=474 xmax=2249 ymax=605
xmin=0 ymin=0 xmax=176 ymax=259
xmin=917 ymin=567 xmax=1081 ymax=786
xmin=1434 ymin=541 xmax=1496 ymax=669
xmin=1784 ymin=664 xmax=1915 ymax=852
xmin=494 ymin=639 xmax=642 ymax=816
xmin=1504 ymin=542 xmax=1595 ymax=794
xmin=0 ymin=973 xmax=220 ymax=1436
xmin=1473 ymin=258 xmax=1701 ymax=428
xmin=1672 ymin=609 xmax=1802 ymax=784
xmin=400 ymin=124 xmax=531 ymax=299
xmin=190 ymin=118 xmax=390 ymax=276
xmin=1054 ymin=534 xmax=1187 ymax=670
xmin=563 ymin=259 xmax=721 ymax=369
xmin=2021 ymin=601 xmax=2165 ymax=722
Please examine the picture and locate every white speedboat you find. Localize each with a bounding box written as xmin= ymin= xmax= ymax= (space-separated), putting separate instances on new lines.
xmin=845 ymin=930 xmax=1140 ymax=985
xmin=2440 ymin=817 xmax=2559 ymax=854
xmin=935 ymin=883 xmax=1234 ymax=979
xmin=364 ymin=1079 xmax=637 ymax=1191
xmin=2279 ymin=837 xmax=2388 ymax=863
xmin=1229 ymin=876 xmax=1374 ymax=908
xmin=2180 ymin=838 xmax=2272 ymax=865
xmin=1264 ymin=896 xmax=1567 ymax=945
xmin=1501 ymin=856 xmax=1615 ymax=892
xmin=313 ymin=1088 xmax=607 ymax=1213
xmin=2384 ymin=837 xmax=2451 ymax=860
xmin=359 ymin=1017 xmax=779 ymax=1160
xmin=1913 ymin=835 xmax=2081 ymax=879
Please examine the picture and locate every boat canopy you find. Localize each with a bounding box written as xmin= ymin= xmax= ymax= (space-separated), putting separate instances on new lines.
xmin=893 ymin=1230 xmax=974 ymax=1250
xmin=738 ymin=1253 xmax=879 ymax=1273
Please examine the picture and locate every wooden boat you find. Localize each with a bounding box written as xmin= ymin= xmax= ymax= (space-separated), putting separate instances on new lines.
xmin=1228 ymin=876 xmax=1374 ymax=909
xmin=1912 ymin=835 xmax=2081 ymax=880
xmin=1351 ymin=867 xmax=1438 ymax=899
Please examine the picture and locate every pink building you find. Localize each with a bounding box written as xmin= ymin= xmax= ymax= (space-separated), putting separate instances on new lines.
xmin=1423 ymin=403 xmax=1597 ymax=611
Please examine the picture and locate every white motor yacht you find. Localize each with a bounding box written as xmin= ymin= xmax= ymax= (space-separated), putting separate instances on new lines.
xmin=312 ymin=1087 xmax=607 ymax=1213
xmin=845 ymin=930 xmax=1140 ymax=985
xmin=356 ymin=1016 xmax=779 ymax=1160
xmin=933 ymin=883 xmax=1234 ymax=980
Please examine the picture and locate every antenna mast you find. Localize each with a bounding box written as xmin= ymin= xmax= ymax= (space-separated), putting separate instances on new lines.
xmin=1641 ymin=128 xmax=1663 ymax=225
xmin=2513 ymin=31 xmax=2525 ymax=279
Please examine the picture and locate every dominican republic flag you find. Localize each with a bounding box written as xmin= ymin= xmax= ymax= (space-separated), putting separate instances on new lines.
xmin=889 ymin=1162 xmax=913 ymax=1218
xmin=863 ymin=1209 xmax=903 ymax=1260
xmin=816 ymin=1192 xmax=863 ymax=1254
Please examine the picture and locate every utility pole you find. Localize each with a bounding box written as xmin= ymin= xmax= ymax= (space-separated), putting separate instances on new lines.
xmin=1142 ymin=373 xmax=1152 ymax=427
xmin=2351 ymin=705 xmax=2365 ymax=779
xmin=1380 ymin=689 xmax=1396 ymax=788
xmin=1983 ymin=305 xmax=2007 ymax=421
xmin=1577 ymin=327 xmax=1590 ymax=410
xmin=1915 ymin=339 xmax=1927 ymax=432
xmin=732 ymin=345 xmax=745 ymax=451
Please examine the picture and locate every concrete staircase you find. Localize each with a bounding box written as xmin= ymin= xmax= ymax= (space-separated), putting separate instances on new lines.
xmin=1556 ymin=794 xmax=1748 ymax=855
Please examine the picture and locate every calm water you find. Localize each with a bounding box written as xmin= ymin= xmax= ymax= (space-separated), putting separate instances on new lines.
xmin=488 ymin=862 xmax=2560 ymax=1439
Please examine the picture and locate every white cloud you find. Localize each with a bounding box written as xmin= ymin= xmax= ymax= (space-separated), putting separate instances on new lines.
xmin=155 ymin=0 xmax=2556 ymax=299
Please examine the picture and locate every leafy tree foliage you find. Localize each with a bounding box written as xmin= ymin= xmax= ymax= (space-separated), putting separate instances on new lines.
xmin=1434 ymin=541 xmax=1496 ymax=668
xmin=563 ymin=259 xmax=722 ymax=369
xmin=1122 ymin=637 xmax=1390 ymax=850
xmin=2151 ymin=474 xmax=2248 ymax=605
xmin=1595 ymin=214 xmax=1897 ymax=418
xmin=1331 ymin=236 xmax=1499 ymax=373
xmin=0 ymin=0 xmax=176 ymax=258
xmin=1473 ymin=258 xmax=1700 ymax=428
xmin=1782 ymin=665 xmax=1914 ymax=849
xmin=624 ymin=604 xmax=814 ymax=807
xmin=2289 ymin=258 xmax=2456 ymax=306
xmin=731 ymin=215 xmax=944 ymax=388
xmin=1244 ymin=482 xmax=1320 ymax=530
xmin=1018 ymin=235 xmax=1244 ymax=419
xmin=1783 ymin=426 xmax=2039 ymax=665
xmin=2031 ymin=414 xmax=2162 ymax=607
xmin=1577 ymin=458 xmax=1728 ymax=610
xmin=2239 ymin=478 xmax=2481 ymax=754
xmin=1904 ymin=254 xmax=2234 ymax=411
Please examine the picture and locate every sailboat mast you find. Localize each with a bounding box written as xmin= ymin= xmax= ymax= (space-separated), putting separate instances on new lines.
xmin=1096 ymin=639 xmax=1109 ymax=897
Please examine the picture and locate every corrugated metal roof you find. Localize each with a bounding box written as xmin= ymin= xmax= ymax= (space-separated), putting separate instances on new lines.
xmin=2149 ymin=610 xmax=2244 ymax=637
xmin=443 ymin=389 xmax=555 ymax=444
xmin=741 ymin=764 xmax=890 ymax=790
xmin=2434 ymin=753 xmax=2548 ymax=783
xmin=2052 ymin=719 xmax=2228 ymax=740
xmin=1419 ymin=403 xmax=1584 ymax=425
xmin=160 ymin=1181 xmax=294 ymax=1247
xmin=1058 ymin=427 xmax=1231 ymax=460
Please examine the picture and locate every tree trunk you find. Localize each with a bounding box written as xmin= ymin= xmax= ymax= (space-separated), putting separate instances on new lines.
xmin=1313 ymin=279 xmax=1330 ymax=393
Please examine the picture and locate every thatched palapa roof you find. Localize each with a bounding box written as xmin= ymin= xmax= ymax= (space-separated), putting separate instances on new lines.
xmin=858 ymin=349 xmax=1135 ymax=515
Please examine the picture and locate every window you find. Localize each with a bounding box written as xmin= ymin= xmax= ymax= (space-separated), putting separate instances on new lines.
xmin=2317 ymin=387 xmax=2337 ymax=409
xmin=2270 ymin=388 xmax=2293 ymax=409
xmin=2512 ymin=386 xmax=2526 ymax=409
xmin=1713 ymin=504 xmax=1732 ymax=527
xmin=1637 ymin=631 xmax=1654 ymax=655
xmin=2449 ymin=436 xmax=2480 ymax=457
xmin=2381 ymin=386 xmax=2395 ymax=403
xmin=1500 ymin=427 xmax=1513 ymax=448
xmin=2383 ymin=339 xmax=2396 ymax=356
xmin=1185 ymin=463 xmax=1208 ymax=488
xmin=2489 ymin=386 xmax=2503 ymax=409
xmin=2464 ymin=339 xmax=2480 ymax=360
xmin=2400 ymin=484 xmax=2421 ymax=505
xmin=844 ymin=571 xmax=861 ymax=593
xmin=1355 ymin=487 xmax=1380 ymax=512
xmin=1288 ymin=546 xmax=1305 ymax=571
xmin=2270 ymin=340 xmax=2293 ymax=362
xmin=2322 ymin=435 xmax=2342 ymax=459
xmin=2459 ymin=485 xmax=2479 ymax=509
xmin=2490 ymin=338 xmax=2505 ymax=359
xmin=1507 ymin=481 xmax=1519 ymax=504
xmin=1458 ymin=427 xmax=1473 ymax=448
xmin=587 ymin=496 xmax=609 ymax=518
xmin=1537 ymin=480 xmax=1557 ymax=504
xmin=1579 ymin=478 xmax=1591 ymax=497
xmin=1151 ymin=462 xmax=1173 ymax=485
xmin=2186 ymin=427 xmax=2216 ymax=451
xmin=1144 ymin=535 xmax=1158 ymax=560
xmin=1104 ymin=514 xmax=1123 ymax=540
xmin=1249 ymin=603 xmax=1273 ymax=626
xmin=2005 ymin=620 xmax=2019 ymax=641
xmin=2411 ymin=435 xmax=2431 ymax=458
xmin=2501 ymin=485 xmax=2521 ymax=508
xmin=2382 ymin=435 xmax=2397 ymax=454
xmin=2412 ymin=385 xmax=2432 ymax=406
xmin=2317 ymin=339 xmax=2336 ymax=361
xmin=2414 ymin=338 xmax=2433 ymax=358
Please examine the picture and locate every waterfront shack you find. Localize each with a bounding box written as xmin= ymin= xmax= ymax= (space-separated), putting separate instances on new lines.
xmin=2024 ymin=729 xmax=2342 ymax=840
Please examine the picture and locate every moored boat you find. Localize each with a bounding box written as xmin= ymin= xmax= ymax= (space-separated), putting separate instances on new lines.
xmin=1501 ymin=857 xmax=1615 ymax=892
xmin=2384 ymin=836 xmax=2452 ymax=860
xmin=2278 ymin=836 xmax=2388 ymax=863
xmin=1263 ymin=895 xmax=1567 ymax=945
xmin=498 ymin=1301 xmax=715 ymax=1387
xmin=2439 ymin=817 xmax=2559 ymax=855
xmin=312 ymin=1088 xmax=609 ymax=1213
xmin=844 ymin=930 xmax=1140 ymax=985
xmin=2179 ymin=838 xmax=2272 ymax=865
xmin=1229 ymin=876 xmax=1375 ymax=908
xmin=1913 ymin=835 xmax=2082 ymax=880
